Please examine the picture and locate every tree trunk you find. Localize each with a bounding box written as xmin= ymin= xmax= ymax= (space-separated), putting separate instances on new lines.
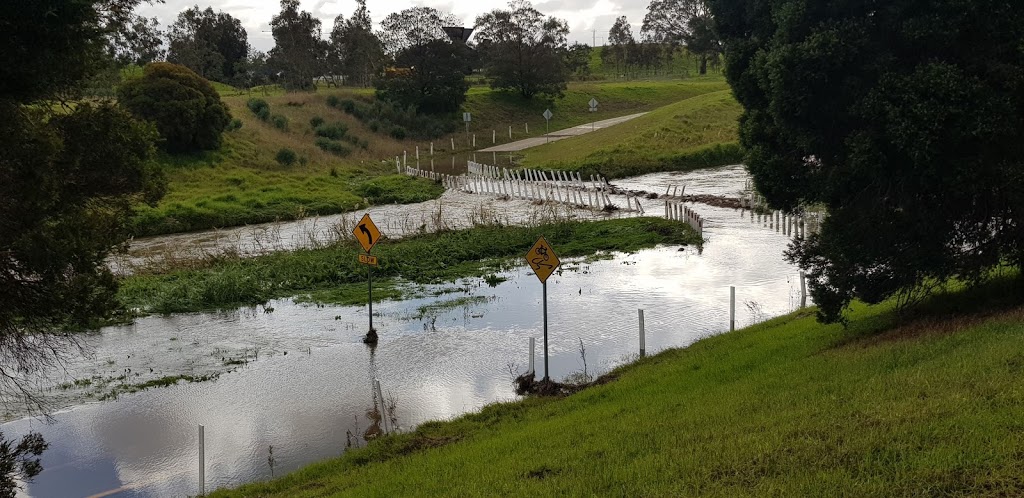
xmin=699 ymin=55 xmax=708 ymax=75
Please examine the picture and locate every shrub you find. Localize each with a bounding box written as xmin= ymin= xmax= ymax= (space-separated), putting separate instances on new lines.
xmin=227 ymin=118 xmax=242 ymax=131
xmin=367 ymin=119 xmax=380 ymax=133
xmin=315 ymin=123 xmax=348 ymax=140
xmin=270 ymin=114 xmax=288 ymax=130
xmin=389 ymin=126 xmax=407 ymax=140
xmin=255 ymin=107 xmax=270 ymax=121
xmin=275 ymin=148 xmax=297 ymax=166
xmin=340 ymin=99 xmax=356 ymax=114
xmin=315 ymin=138 xmax=351 ymax=156
xmin=326 ymin=95 xmax=340 ymax=107
xmin=117 ymin=62 xmax=232 ymax=153
xmin=247 ymin=98 xmax=269 ymax=115
xmin=309 ymin=116 xmax=324 ymax=129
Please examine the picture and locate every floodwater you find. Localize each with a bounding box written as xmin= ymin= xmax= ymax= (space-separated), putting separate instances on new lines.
xmin=4 ymin=165 xmax=808 ymax=497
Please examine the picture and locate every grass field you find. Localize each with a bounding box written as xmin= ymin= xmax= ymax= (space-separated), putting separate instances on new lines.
xmin=520 ymin=90 xmax=743 ymax=178
xmin=118 ymin=217 xmax=701 ymax=314
xmin=211 ymin=273 xmax=1024 ymax=497
xmin=134 ymin=78 xmax=732 ymax=236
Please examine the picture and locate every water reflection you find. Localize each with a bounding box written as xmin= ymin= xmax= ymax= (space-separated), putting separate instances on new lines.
xmin=4 ymin=165 xmax=809 ymax=497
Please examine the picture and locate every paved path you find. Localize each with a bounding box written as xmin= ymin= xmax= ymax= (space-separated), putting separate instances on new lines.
xmin=477 ymin=112 xmax=648 ymax=152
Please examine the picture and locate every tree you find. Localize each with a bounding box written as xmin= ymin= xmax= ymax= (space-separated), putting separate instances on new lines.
xmin=474 ymin=0 xmax=570 ymax=99
xmin=642 ymin=0 xmax=720 ymax=75
xmin=606 ymin=16 xmax=634 ymax=76
xmin=1 ymin=3 xmax=168 ymax=493
xmin=118 ymin=62 xmax=232 ymax=153
xmin=329 ymin=0 xmax=386 ymax=87
xmin=166 ymin=6 xmax=249 ymax=83
xmin=268 ymin=0 xmax=325 ymax=90
xmin=375 ymin=39 xmax=472 ymax=114
xmin=378 ymin=6 xmax=460 ymax=56
xmin=110 ymin=15 xmax=164 ymax=67
xmin=709 ymin=0 xmax=1024 ymax=323
xmin=564 ymin=42 xmax=592 ymax=79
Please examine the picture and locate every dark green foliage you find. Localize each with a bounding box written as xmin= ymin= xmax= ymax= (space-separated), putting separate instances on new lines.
xmin=117 ymin=62 xmax=232 ymax=153
xmin=709 ymin=0 xmax=1024 ymax=322
xmin=314 ymin=123 xmax=348 ymax=140
xmin=275 ymin=148 xmax=297 ymax=166
xmin=227 ymin=118 xmax=243 ymax=130
xmin=643 ymin=0 xmax=720 ymax=75
xmin=389 ymin=126 xmax=407 ymax=140
xmin=329 ymin=96 xmax=456 ymax=140
xmin=309 ymin=116 xmax=324 ymax=128
xmin=270 ymin=114 xmax=288 ymax=130
xmin=315 ymin=138 xmax=351 ymax=156
xmin=0 ymin=431 xmax=47 ymax=497
xmin=166 ymin=6 xmax=249 ymax=82
xmin=326 ymin=95 xmax=340 ymax=107
xmin=328 ymin=0 xmax=386 ymax=87
xmin=375 ymin=39 xmax=472 ymax=114
xmin=246 ymin=98 xmax=269 ymax=115
xmin=268 ymin=0 xmax=323 ymax=91
xmin=474 ymin=1 xmax=569 ymax=99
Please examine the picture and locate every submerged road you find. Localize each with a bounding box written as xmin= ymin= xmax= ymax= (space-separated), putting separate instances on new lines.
xmin=477 ymin=112 xmax=648 ymax=152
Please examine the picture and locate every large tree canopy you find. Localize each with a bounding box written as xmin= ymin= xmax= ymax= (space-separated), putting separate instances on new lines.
xmin=166 ymin=6 xmax=249 ymax=82
xmin=378 ymin=6 xmax=460 ymax=56
xmin=474 ymin=0 xmax=569 ymax=99
xmin=375 ymin=39 xmax=472 ymax=115
xmin=709 ymin=0 xmax=1024 ymax=322
xmin=643 ymin=0 xmax=720 ymax=74
xmin=268 ymin=0 xmax=324 ymax=90
xmin=1 ymin=0 xmax=167 ymax=493
xmin=329 ymin=0 xmax=386 ymax=87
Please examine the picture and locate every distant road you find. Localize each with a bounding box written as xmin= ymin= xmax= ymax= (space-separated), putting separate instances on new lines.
xmin=477 ymin=112 xmax=648 ymax=152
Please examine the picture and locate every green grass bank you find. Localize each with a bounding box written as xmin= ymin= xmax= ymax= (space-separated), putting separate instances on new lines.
xmin=118 ymin=217 xmax=701 ymax=315
xmin=521 ymin=90 xmax=743 ymax=178
xmin=211 ymin=276 xmax=1024 ymax=497
xmin=132 ymin=78 xmax=732 ymax=236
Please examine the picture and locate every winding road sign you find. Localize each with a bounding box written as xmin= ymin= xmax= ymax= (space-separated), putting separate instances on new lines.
xmin=525 ymin=236 xmax=560 ymax=284
xmin=353 ymin=213 xmax=381 ymax=253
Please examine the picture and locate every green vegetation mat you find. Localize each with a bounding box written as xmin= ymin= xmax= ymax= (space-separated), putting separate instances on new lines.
xmin=118 ymin=217 xmax=701 ymax=314
xmin=521 ymin=90 xmax=743 ymax=178
xmin=211 ymin=275 xmax=1024 ymax=497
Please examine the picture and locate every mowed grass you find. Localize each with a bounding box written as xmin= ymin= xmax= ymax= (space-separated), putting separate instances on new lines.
xmin=211 ymin=275 xmax=1024 ymax=497
xmin=461 ymin=77 xmax=731 ymax=142
xmin=118 ymin=217 xmax=701 ymax=314
xmin=521 ymin=89 xmax=743 ymax=178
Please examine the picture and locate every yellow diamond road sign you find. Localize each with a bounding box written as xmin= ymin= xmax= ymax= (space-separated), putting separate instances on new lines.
xmin=525 ymin=236 xmax=560 ymax=284
xmin=353 ymin=213 xmax=381 ymax=253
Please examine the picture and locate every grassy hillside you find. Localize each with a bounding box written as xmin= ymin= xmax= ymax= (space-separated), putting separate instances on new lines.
xmin=212 ymin=275 xmax=1024 ymax=497
xmin=520 ymin=89 xmax=743 ymax=178
xmin=134 ymin=79 xmax=730 ymax=236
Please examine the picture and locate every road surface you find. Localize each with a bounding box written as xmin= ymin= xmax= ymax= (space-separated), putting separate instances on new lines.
xmin=477 ymin=112 xmax=648 ymax=152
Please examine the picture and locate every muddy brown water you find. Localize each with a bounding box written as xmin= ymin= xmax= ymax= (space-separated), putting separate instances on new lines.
xmin=5 ymin=165 xmax=809 ymax=497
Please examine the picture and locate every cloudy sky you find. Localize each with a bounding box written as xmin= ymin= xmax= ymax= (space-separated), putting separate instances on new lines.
xmin=138 ymin=0 xmax=649 ymax=52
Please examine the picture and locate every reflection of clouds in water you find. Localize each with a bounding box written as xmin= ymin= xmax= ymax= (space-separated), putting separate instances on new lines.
xmin=7 ymin=165 xmax=809 ymax=497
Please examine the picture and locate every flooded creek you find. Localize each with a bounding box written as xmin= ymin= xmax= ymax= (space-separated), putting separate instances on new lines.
xmin=5 ymin=165 xmax=810 ymax=497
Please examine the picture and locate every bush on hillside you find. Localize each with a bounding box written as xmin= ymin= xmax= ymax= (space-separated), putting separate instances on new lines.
xmin=315 ymin=123 xmax=348 ymax=140
xmin=309 ymin=116 xmax=324 ymax=129
xmin=275 ymin=148 xmax=297 ymax=166
xmin=270 ymin=114 xmax=288 ymax=130
xmin=327 ymin=95 xmax=456 ymax=140
xmin=117 ymin=62 xmax=232 ymax=153
xmin=315 ymin=138 xmax=351 ymax=157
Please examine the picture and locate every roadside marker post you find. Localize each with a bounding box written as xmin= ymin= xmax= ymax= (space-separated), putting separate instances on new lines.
xmin=353 ymin=213 xmax=382 ymax=342
xmin=588 ymin=98 xmax=599 ymax=131
xmin=525 ymin=237 xmax=561 ymax=381
xmin=543 ymin=109 xmax=553 ymax=144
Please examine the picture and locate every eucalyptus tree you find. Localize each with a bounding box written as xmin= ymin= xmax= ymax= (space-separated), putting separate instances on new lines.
xmin=329 ymin=0 xmax=386 ymax=87
xmin=166 ymin=6 xmax=249 ymax=82
xmin=268 ymin=0 xmax=325 ymax=90
xmin=642 ymin=0 xmax=720 ymax=74
xmin=378 ymin=6 xmax=460 ymax=56
xmin=474 ymin=0 xmax=570 ymax=99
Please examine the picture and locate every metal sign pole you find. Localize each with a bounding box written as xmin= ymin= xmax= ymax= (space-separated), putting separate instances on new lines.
xmin=368 ymin=263 xmax=373 ymax=332
xmin=543 ymin=280 xmax=549 ymax=381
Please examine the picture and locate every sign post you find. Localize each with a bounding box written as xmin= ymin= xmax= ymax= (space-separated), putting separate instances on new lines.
xmin=463 ymin=112 xmax=472 ymax=135
xmin=542 ymin=109 xmax=553 ymax=144
xmin=525 ymin=236 xmax=560 ymax=381
xmin=588 ymin=98 xmax=599 ymax=131
xmin=353 ymin=213 xmax=382 ymax=343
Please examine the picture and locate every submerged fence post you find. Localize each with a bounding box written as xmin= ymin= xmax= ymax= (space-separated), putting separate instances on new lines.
xmin=638 ymin=309 xmax=646 ymax=358
xmin=529 ymin=337 xmax=536 ymax=376
xmin=730 ymin=286 xmax=736 ymax=332
xmin=800 ymin=271 xmax=807 ymax=308
xmin=199 ymin=424 xmax=205 ymax=496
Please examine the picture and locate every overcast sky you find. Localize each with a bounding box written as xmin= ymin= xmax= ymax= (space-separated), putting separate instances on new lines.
xmin=138 ymin=0 xmax=649 ymax=52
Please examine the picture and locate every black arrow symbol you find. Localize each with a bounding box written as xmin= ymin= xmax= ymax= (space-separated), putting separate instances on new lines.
xmin=358 ymin=223 xmax=373 ymax=245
